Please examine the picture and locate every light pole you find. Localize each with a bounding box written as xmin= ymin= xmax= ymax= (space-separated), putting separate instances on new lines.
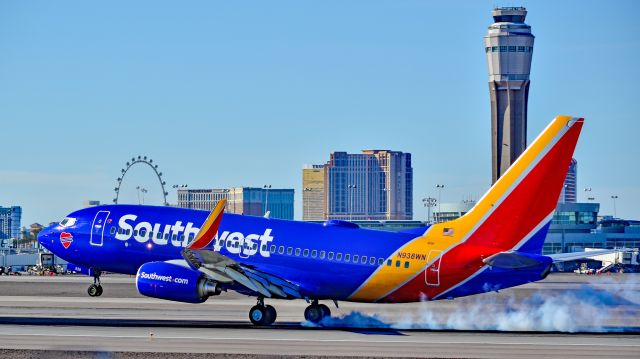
xmin=436 ymin=184 xmax=445 ymax=223
xmin=611 ymin=195 xmax=619 ymax=218
xmin=172 ymin=184 xmax=188 ymax=207
xmin=140 ymin=188 xmax=148 ymax=204
xmin=263 ymin=185 xmax=271 ymax=215
xmin=348 ymin=185 xmax=357 ymax=221
xmin=422 ymin=197 xmax=437 ymax=224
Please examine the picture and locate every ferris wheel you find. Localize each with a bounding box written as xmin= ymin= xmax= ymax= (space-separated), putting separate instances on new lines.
xmin=113 ymin=155 xmax=169 ymax=206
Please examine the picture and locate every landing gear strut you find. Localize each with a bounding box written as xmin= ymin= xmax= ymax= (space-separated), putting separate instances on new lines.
xmin=304 ymin=300 xmax=331 ymax=323
xmin=87 ymin=270 xmax=103 ymax=297
xmin=249 ymin=297 xmax=277 ymax=326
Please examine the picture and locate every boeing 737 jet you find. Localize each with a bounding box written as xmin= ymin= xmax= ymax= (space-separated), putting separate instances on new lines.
xmin=38 ymin=116 xmax=622 ymax=326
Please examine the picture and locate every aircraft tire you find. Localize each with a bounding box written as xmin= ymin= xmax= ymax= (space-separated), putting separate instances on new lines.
xmin=304 ymin=305 xmax=323 ymax=323
xmin=265 ymin=305 xmax=277 ymax=325
xmin=96 ymin=285 xmax=103 ymax=296
xmin=87 ymin=284 xmax=99 ymax=297
xmin=318 ymin=304 xmax=331 ymax=318
xmin=249 ymin=305 xmax=271 ymax=326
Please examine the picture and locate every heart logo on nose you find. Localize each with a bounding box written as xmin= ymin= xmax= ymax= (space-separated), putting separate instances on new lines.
xmin=60 ymin=232 xmax=73 ymax=249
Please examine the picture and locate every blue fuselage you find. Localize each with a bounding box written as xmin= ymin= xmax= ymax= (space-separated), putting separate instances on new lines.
xmin=38 ymin=204 xmax=418 ymax=300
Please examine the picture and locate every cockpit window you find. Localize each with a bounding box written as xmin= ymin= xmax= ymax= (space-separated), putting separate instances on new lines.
xmin=60 ymin=217 xmax=77 ymax=227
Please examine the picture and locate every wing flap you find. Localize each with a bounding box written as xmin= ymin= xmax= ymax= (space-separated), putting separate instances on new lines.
xmin=182 ymin=247 xmax=301 ymax=299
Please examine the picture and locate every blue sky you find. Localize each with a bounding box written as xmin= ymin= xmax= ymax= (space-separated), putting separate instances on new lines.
xmin=1 ymin=0 xmax=639 ymax=226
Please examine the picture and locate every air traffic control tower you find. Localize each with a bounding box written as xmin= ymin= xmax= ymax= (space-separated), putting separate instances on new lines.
xmin=485 ymin=7 xmax=534 ymax=183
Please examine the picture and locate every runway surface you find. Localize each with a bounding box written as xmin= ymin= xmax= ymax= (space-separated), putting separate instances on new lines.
xmin=0 ymin=273 xmax=638 ymax=358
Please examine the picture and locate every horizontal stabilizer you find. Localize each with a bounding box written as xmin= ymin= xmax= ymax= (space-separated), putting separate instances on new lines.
xmin=548 ymin=248 xmax=632 ymax=263
xmin=483 ymin=251 xmax=552 ymax=269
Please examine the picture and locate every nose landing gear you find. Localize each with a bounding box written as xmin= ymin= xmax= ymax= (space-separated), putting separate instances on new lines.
xmin=87 ymin=270 xmax=103 ymax=297
xmin=249 ymin=297 xmax=277 ymax=326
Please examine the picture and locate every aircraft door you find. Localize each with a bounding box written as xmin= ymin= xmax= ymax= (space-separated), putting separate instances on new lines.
xmin=90 ymin=211 xmax=110 ymax=246
xmin=425 ymin=250 xmax=443 ymax=286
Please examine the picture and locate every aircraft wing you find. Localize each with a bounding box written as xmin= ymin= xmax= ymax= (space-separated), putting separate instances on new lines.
xmin=182 ymin=248 xmax=302 ymax=299
xmin=547 ymin=248 xmax=632 ymax=263
xmin=182 ymin=199 xmax=302 ymax=299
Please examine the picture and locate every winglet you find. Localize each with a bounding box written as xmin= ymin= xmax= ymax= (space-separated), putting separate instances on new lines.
xmin=187 ymin=199 xmax=226 ymax=250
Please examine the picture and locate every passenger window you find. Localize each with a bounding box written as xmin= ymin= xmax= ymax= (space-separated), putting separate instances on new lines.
xmin=180 ymin=234 xmax=184 ymax=241
xmin=262 ymin=244 xmax=267 ymax=252
xmin=295 ymin=248 xmax=301 ymax=256
xmin=303 ymin=249 xmax=309 ymax=257
xmin=395 ymin=260 xmax=401 ymax=267
xmin=118 ymin=228 xmax=123 ymax=234
xmin=387 ymin=259 xmax=392 ymax=266
xmin=270 ymin=245 xmax=276 ymax=253
xmin=279 ymin=246 xmax=285 ymax=254
xmin=172 ymin=234 xmax=177 ymax=241
xmin=344 ymin=254 xmax=350 ymax=262
xmin=189 ymin=234 xmax=195 ymax=241
xmin=328 ymin=252 xmax=334 ymax=260
xmin=148 ymin=231 xmax=153 ymax=238
xmin=126 ymin=229 xmax=131 ymax=235
xmin=378 ymin=258 xmax=384 ymax=266
xmin=253 ymin=243 xmax=258 ymax=250
xmin=157 ymin=232 xmax=162 ymax=239
xmin=311 ymin=250 xmax=317 ymax=258
xmin=404 ymin=261 xmax=410 ymax=269
xmin=133 ymin=230 xmax=138 ymax=236
xmin=140 ymin=230 xmax=146 ymax=237
xmin=336 ymin=253 xmax=342 ymax=261
xmin=220 ymin=240 xmax=225 ymax=246
xmin=370 ymin=257 xmax=376 ymax=265
xmin=110 ymin=227 xmax=116 ymax=235
xmin=319 ymin=251 xmax=326 ymax=259
xmin=353 ymin=255 xmax=359 ymax=263
xmin=361 ymin=256 xmax=367 ymax=264
xmin=164 ymin=233 xmax=169 ymax=239
xmin=287 ymin=247 xmax=293 ymax=255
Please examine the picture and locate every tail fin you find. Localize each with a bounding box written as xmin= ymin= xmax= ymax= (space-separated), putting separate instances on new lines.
xmin=435 ymin=115 xmax=584 ymax=254
xmin=347 ymin=116 xmax=583 ymax=302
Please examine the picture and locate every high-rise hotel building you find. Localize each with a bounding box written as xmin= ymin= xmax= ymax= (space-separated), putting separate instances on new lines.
xmin=0 ymin=206 xmax=21 ymax=245
xmin=302 ymin=165 xmax=325 ymax=220
xmin=485 ymin=7 xmax=534 ymax=183
xmin=319 ymin=150 xmax=413 ymax=221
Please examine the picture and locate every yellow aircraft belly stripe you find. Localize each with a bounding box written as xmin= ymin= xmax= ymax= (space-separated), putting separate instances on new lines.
xmin=349 ymin=116 xmax=573 ymax=301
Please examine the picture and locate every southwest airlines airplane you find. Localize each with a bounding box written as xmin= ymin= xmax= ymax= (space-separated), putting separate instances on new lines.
xmin=37 ymin=116 xmax=620 ymax=326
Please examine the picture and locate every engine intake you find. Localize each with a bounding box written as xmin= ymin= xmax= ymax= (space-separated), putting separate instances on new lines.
xmin=136 ymin=261 xmax=221 ymax=303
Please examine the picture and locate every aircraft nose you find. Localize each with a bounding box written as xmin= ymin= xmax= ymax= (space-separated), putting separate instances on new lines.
xmin=37 ymin=226 xmax=56 ymax=250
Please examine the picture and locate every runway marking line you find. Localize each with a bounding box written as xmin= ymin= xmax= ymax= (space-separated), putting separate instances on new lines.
xmin=1 ymin=332 xmax=639 ymax=347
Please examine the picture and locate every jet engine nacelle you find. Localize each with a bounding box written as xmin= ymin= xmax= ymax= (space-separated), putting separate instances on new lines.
xmin=136 ymin=261 xmax=221 ymax=303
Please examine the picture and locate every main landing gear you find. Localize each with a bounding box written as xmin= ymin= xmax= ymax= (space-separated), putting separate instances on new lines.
xmin=87 ymin=270 xmax=103 ymax=297
xmin=249 ymin=297 xmax=277 ymax=326
xmin=304 ymin=300 xmax=331 ymax=324
xmin=247 ymin=298 xmax=333 ymax=326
